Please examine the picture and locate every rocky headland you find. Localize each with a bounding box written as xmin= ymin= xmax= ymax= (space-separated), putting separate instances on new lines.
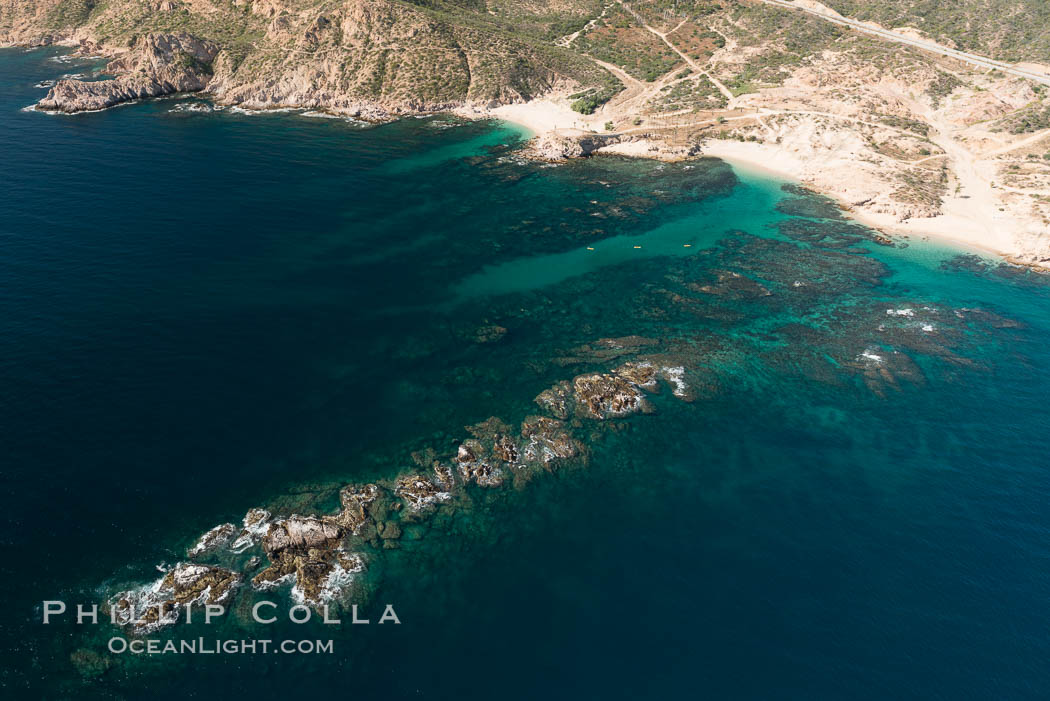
xmin=37 ymin=32 xmax=217 ymax=112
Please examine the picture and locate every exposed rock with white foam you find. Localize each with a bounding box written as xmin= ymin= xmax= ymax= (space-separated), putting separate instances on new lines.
xmin=187 ymin=522 xmax=236 ymax=557
xmin=110 ymin=563 xmax=240 ymax=632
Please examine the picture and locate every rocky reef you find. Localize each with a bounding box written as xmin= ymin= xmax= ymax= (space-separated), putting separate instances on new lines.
xmin=89 ymin=180 xmax=1029 ymax=636
xmin=253 ymin=516 xmax=364 ymax=604
xmin=103 ymin=334 xmax=702 ymax=632
xmin=111 ymin=563 xmax=240 ymax=633
xmin=37 ymin=33 xmax=218 ymax=113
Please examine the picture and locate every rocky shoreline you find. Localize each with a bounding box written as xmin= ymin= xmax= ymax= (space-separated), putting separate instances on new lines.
xmin=20 ymin=29 xmax=1050 ymax=273
xmin=37 ymin=33 xmax=218 ymax=113
xmin=24 ymin=33 xmax=699 ymax=165
xmin=22 ymin=23 xmax=562 ymax=121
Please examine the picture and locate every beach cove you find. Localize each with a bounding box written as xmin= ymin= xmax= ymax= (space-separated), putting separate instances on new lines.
xmin=4 ymin=46 xmax=1050 ymax=700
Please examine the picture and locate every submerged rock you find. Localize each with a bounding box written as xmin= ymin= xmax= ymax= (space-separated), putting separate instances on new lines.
xmin=474 ymin=324 xmax=507 ymax=343
xmin=70 ymin=647 xmax=112 ymax=679
xmin=687 ymin=270 xmax=772 ymax=300
xmin=551 ymin=336 xmax=661 ymax=367
xmin=378 ymin=521 xmax=402 ymax=540
xmin=848 ymin=348 xmax=925 ymax=398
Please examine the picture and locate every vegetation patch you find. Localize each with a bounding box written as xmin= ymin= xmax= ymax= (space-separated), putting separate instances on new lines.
xmin=994 ymin=102 xmax=1050 ymax=134
xmin=575 ymin=6 xmax=682 ymax=81
xmin=646 ymin=74 xmax=726 ymax=113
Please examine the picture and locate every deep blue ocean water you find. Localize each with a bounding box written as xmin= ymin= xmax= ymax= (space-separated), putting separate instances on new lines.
xmin=3 ymin=47 xmax=1050 ymax=699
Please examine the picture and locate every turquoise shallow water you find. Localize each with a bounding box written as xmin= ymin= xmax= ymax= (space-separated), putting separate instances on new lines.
xmin=3 ymin=47 xmax=1050 ymax=699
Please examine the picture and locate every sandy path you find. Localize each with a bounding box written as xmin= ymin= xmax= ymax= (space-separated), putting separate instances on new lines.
xmin=986 ymin=130 xmax=1050 ymax=157
xmin=556 ymin=2 xmax=614 ymax=47
xmin=620 ymin=2 xmax=736 ymax=103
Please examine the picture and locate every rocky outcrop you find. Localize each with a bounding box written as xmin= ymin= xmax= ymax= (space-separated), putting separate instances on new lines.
xmin=261 ymin=516 xmax=340 ymax=555
xmin=37 ymin=33 xmax=218 ymax=113
xmin=534 ymin=381 xmax=572 ymax=419
xmin=454 ymin=438 xmax=506 ymax=487
xmin=187 ymin=522 xmax=237 ymax=557
xmin=331 ymin=483 xmax=379 ymax=533
xmin=519 ymin=416 xmax=580 ymax=467
xmin=528 ymin=129 xmax=642 ymax=160
xmin=229 ymin=507 xmax=271 ymax=553
xmin=110 ymin=563 xmax=240 ymax=632
xmin=572 ymin=363 xmax=657 ymax=419
xmin=535 ymin=361 xmax=691 ymax=420
xmin=253 ymin=516 xmax=363 ymax=604
xmin=394 ymin=474 xmax=449 ymax=510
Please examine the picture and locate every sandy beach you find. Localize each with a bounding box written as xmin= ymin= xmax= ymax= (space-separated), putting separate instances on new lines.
xmin=698 ymin=139 xmax=1046 ymax=265
xmin=478 ymin=96 xmax=1050 ymax=271
xmin=458 ymin=99 xmax=604 ymax=137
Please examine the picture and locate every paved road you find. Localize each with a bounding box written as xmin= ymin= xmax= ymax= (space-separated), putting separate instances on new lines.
xmin=758 ymin=0 xmax=1050 ymax=87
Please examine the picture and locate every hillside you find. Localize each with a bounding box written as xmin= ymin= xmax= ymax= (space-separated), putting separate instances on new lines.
xmin=822 ymin=0 xmax=1050 ymax=62
xmin=0 ymin=0 xmax=614 ymax=112
xmin=3 ymin=0 xmax=1050 ymax=268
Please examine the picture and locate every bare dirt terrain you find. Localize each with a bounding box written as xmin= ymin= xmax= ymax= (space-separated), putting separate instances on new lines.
xmin=483 ymin=0 xmax=1050 ymax=268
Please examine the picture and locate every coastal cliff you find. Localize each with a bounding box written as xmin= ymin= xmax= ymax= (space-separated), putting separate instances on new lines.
xmin=4 ymin=0 xmax=1050 ymax=268
xmin=38 ymin=32 xmax=218 ymax=112
xmin=3 ymin=0 xmax=612 ymax=117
